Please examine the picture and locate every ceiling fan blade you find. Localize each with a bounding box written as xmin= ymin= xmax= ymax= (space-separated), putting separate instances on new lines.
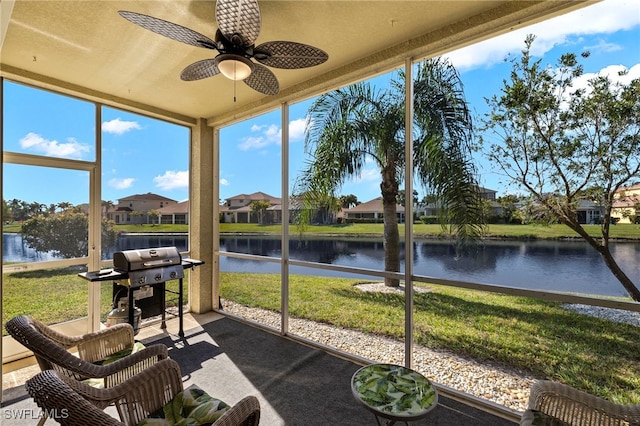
xmin=215 ymin=0 xmax=261 ymax=47
xmin=254 ymin=41 xmax=328 ymax=69
xmin=180 ymin=59 xmax=220 ymax=81
xmin=119 ymin=11 xmax=217 ymax=50
xmin=244 ymin=63 xmax=279 ymax=95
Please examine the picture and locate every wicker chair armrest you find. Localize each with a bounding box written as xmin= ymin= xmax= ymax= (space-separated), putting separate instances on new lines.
xmin=525 ymin=380 xmax=640 ymax=426
xmin=76 ymin=324 xmax=135 ymax=362
xmin=214 ymin=395 xmax=261 ymax=426
xmin=48 ymin=343 xmax=167 ymax=384
xmin=84 ymin=344 xmax=169 ymax=385
xmin=61 ymin=358 xmax=184 ymax=424
xmin=26 ymin=370 xmax=125 ymax=426
xmin=19 ymin=316 xmax=85 ymax=349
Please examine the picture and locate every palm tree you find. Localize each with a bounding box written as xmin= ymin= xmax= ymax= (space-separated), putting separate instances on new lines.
xmin=250 ymin=200 xmax=271 ymax=224
xmin=297 ymin=57 xmax=484 ymax=287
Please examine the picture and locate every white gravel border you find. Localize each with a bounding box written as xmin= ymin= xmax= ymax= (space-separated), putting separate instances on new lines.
xmin=561 ymin=303 xmax=640 ymax=326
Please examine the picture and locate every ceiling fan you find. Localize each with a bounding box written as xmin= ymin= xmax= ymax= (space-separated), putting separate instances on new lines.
xmin=119 ymin=0 xmax=328 ymax=96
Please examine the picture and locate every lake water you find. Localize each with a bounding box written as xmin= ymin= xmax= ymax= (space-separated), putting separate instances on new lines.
xmin=4 ymin=233 xmax=640 ymax=297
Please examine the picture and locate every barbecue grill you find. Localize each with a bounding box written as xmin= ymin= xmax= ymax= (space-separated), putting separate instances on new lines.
xmin=113 ymin=246 xmax=184 ymax=286
xmin=80 ymin=247 xmax=203 ymax=338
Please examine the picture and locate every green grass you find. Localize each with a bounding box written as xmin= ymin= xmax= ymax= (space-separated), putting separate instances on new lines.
xmin=221 ymin=272 xmax=640 ymax=405
xmin=114 ymin=224 xmax=189 ymax=233
xmin=2 ymin=267 xmax=187 ymax=331
xmin=6 ymin=222 xmax=640 ymax=240
xmin=2 ymin=224 xmax=21 ymax=233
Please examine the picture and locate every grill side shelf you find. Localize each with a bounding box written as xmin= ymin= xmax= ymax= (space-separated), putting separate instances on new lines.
xmin=79 ymin=270 xmax=127 ymax=281
xmin=78 ymin=259 xmax=205 ymax=282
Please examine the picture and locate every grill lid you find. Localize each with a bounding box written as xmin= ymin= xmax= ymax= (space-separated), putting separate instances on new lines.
xmin=113 ymin=247 xmax=182 ymax=272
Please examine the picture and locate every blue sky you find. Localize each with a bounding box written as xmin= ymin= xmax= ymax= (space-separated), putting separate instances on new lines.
xmin=3 ymin=0 xmax=639 ymax=206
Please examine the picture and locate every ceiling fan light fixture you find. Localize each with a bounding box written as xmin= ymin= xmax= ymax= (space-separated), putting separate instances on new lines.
xmin=215 ymin=54 xmax=254 ymax=81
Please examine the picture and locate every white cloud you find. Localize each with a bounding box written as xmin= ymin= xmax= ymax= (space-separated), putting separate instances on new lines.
xmin=603 ymin=63 xmax=640 ymax=83
xmin=289 ymin=118 xmax=307 ymax=141
xmin=108 ymin=177 xmax=135 ymax=189
xmin=584 ymin=39 xmax=623 ymax=54
xmin=19 ymin=132 xmax=90 ymax=159
xmin=569 ymin=63 xmax=640 ymax=95
xmin=102 ymin=118 xmax=142 ymax=135
xmin=153 ymin=170 xmax=188 ymax=190
xmin=263 ymin=124 xmax=280 ymax=139
xmin=238 ymin=135 xmax=270 ymax=151
xmin=220 ymin=178 xmax=230 ymax=186
xmin=238 ymin=124 xmax=281 ymax=151
xmin=349 ymin=166 xmax=379 ymax=184
xmin=239 ymin=119 xmax=307 ymax=151
xmin=446 ymin=0 xmax=640 ymax=71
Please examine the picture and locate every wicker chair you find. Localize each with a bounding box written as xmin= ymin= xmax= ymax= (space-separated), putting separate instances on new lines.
xmin=6 ymin=315 xmax=169 ymax=425
xmin=520 ymin=380 xmax=640 ymax=426
xmin=25 ymin=358 xmax=261 ymax=426
xmin=5 ymin=315 xmax=168 ymax=386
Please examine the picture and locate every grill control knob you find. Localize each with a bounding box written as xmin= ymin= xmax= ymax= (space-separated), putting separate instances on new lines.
xmin=137 ymin=277 xmax=146 ymax=285
xmin=170 ymin=271 xmax=177 ymax=279
xmin=154 ymin=273 xmax=162 ymax=282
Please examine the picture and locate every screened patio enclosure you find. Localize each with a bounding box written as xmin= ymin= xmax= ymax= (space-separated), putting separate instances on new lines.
xmin=5 ymin=0 xmax=638 ymax=419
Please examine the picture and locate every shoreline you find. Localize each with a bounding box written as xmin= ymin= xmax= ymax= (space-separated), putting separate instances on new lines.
xmin=111 ymin=230 xmax=640 ymax=243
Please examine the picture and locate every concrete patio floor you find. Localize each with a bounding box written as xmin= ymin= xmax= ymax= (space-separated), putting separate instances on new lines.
xmin=2 ymin=312 xmax=520 ymax=425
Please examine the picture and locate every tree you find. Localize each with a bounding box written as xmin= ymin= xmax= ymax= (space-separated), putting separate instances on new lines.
xmin=2 ymin=199 xmax=11 ymax=223
xmin=46 ymin=203 xmax=57 ymax=216
xmin=496 ymin=194 xmax=522 ymax=224
xmin=314 ymin=195 xmax=341 ymax=224
xmin=397 ymin=189 xmax=418 ymax=207
xmin=250 ymin=200 xmax=271 ymax=224
xmin=339 ymin=194 xmax=360 ymax=209
xmin=297 ymin=58 xmax=484 ymax=287
xmin=481 ymin=35 xmax=640 ymax=301
xmin=27 ymin=201 xmax=46 ymax=217
xmin=21 ymin=211 xmax=118 ymax=258
xmin=8 ymin=199 xmax=24 ymax=222
xmin=57 ymin=201 xmax=74 ymax=212
xmin=148 ymin=209 xmax=162 ymax=225
xmin=129 ymin=210 xmax=145 ymax=225
xmin=102 ymin=200 xmax=114 ymax=215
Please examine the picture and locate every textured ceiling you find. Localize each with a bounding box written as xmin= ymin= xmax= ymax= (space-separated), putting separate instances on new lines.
xmin=1 ymin=1 xmax=592 ymax=127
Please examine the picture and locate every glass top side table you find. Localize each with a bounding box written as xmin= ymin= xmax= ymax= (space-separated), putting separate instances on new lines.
xmin=351 ymin=363 xmax=438 ymax=426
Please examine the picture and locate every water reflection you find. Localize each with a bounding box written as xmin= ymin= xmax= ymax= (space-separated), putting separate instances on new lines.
xmin=220 ymin=236 xmax=640 ymax=297
xmin=3 ymin=233 xmax=58 ymax=262
xmin=104 ymin=234 xmax=189 ymax=257
xmin=4 ymin=233 xmax=639 ymax=297
xmin=418 ymin=242 xmax=498 ymax=273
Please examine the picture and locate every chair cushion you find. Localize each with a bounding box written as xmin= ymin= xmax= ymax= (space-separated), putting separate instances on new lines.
xmin=82 ymin=342 xmax=147 ymax=388
xmin=521 ymin=409 xmax=571 ymax=426
xmin=97 ymin=341 xmax=146 ymax=365
xmin=137 ymin=384 xmax=230 ymax=425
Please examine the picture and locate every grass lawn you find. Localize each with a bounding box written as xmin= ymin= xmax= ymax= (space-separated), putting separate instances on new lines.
xmin=6 ymin=222 xmax=640 ymax=240
xmin=2 ymin=267 xmax=187 ymax=332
